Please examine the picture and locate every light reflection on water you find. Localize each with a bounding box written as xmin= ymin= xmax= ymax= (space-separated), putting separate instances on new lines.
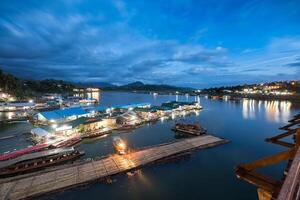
xmin=87 ymin=91 xmax=100 ymax=102
xmin=242 ymin=99 xmax=291 ymax=123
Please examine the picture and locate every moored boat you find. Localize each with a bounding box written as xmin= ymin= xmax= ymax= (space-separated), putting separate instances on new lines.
xmin=0 ymin=143 xmax=50 ymax=161
xmin=0 ymin=147 xmax=84 ymax=177
xmin=116 ymin=124 xmax=136 ymax=131
xmin=82 ymin=129 xmax=112 ymax=139
xmin=171 ymin=122 xmax=207 ymax=136
xmin=52 ymin=137 xmax=82 ymax=148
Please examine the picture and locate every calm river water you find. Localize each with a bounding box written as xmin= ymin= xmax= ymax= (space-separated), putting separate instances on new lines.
xmin=0 ymin=92 xmax=299 ymax=200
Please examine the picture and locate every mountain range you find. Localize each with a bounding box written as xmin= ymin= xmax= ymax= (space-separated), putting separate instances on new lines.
xmin=78 ymin=81 xmax=193 ymax=92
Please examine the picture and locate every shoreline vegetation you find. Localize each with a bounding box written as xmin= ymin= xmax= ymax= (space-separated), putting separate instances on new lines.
xmin=0 ymin=70 xmax=75 ymax=100
xmin=0 ymin=69 xmax=299 ymax=102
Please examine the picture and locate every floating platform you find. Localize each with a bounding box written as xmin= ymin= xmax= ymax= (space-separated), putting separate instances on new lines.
xmin=0 ymin=134 xmax=228 ymax=200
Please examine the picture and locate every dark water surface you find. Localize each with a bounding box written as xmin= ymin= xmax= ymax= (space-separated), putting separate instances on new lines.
xmin=0 ymin=92 xmax=299 ymax=200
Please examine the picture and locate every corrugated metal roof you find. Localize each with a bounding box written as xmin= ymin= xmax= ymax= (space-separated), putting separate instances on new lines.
xmin=39 ymin=107 xmax=88 ymax=120
xmin=56 ymin=107 xmax=87 ymax=117
xmin=113 ymin=103 xmax=150 ymax=109
xmin=88 ymin=105 xmax=108 ymax=112
xmin=39 ymin=111 xmax=61 ymax=120
xmin=38 ymin=103 xmax=151 ymax=121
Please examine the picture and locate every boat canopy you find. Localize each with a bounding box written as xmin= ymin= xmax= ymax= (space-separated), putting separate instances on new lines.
xmin=31 ymin=128 xmax=51 ymax=138
xmin=0 ymin=147 xmax=75 ymax=169
xmin=0 ymin=143 xmax=49 ymax=161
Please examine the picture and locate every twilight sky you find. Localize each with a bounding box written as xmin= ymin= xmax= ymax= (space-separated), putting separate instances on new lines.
xmin=0 ymin=0 xmax=299 ymax=88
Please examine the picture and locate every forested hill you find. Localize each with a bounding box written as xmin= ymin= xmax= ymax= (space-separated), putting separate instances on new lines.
xmin=0 ymin=70 xmax=76 ymax=99
xmin=103 ymin=81 xmax=193 ymax=92
xmin=0 ymin=70 xmax=25 ymax=98
xmin=0 ymin=70 xmax=193 ymax=99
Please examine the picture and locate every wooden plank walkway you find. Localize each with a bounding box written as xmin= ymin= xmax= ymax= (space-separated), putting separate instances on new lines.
xmin=0 ymin=134 xmax=227 ymax=200
xmin=277 ymin=147 xmax=300 ymax=200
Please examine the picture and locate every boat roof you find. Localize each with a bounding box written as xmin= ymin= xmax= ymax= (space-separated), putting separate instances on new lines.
xmin=31 ymin=128 xmax=51 ymax=137
xmin=0 ymin=143 xmax=49 ymax=161
xmin=0 ymin=147 xmax=75 ymax=169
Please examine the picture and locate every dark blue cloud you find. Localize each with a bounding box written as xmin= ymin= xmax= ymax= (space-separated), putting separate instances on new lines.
xmin=0 ymin=0 xmax=299 ymax=88
xmin=287 ymin=62 xmax=300 ymax=67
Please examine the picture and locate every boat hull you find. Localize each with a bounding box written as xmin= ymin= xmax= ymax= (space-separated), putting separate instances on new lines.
xmin=0 ymin=151 xmax=84 ymax=177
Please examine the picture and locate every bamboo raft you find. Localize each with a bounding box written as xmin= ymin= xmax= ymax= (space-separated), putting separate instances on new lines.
xmin=0 ymin=134 xmax=227 ymax=200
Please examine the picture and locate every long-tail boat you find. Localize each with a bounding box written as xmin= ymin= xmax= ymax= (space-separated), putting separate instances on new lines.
xmin=0 ymin=147 xmax=84 ymax=177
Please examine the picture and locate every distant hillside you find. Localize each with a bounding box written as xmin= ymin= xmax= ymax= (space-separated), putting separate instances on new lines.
xmin=25 ymin=79 xmax=76 ymax=94
xmin=0 ymin=70 xmax=25 ymax=98
xmin=121 ymin=81 xmax=144 ymax=87
xmin=0 ymin=69 xmax=76 ymax=99
xmin=0 ymin=70 xmax=193 ymax=99
xmin=103 ymin=81 xmax=193 ymax=92
xmin=77 ymin=82 xmax=116 ymax=88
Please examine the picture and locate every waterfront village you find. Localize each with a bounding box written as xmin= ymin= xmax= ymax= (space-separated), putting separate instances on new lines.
xmin=0 ymin=87 xmax=202 ymax=156
xmin=31 ymin=99 xmax=201 ymax=145
xmin=198 ymin=80 xmax=299 ymax=96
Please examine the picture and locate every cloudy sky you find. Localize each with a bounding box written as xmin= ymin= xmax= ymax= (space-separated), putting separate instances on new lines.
xmin=0 ymin=0 xmax=299 ymax=88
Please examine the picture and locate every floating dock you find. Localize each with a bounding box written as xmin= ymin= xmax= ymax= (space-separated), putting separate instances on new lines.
xmin=0 ymin=134 xmax=227 ymax=200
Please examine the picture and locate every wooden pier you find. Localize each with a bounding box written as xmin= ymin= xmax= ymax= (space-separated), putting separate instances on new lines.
xmin=236 ymin=113 xmax=300 ymax=200
xmin=277 ymin=147 xmax=300 ymax=200
xmin=0 ymin=134 xmax=227 ymax=200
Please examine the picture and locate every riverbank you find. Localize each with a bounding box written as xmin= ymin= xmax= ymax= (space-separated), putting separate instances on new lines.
xmin=204 ymin=93 xmax=300 ymax=103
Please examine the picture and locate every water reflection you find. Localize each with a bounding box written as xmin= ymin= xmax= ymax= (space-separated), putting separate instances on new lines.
xmin=242 ymin=99 xmax=256 ymax=120
xmin=242 ymin=99 xmax=291 ymax=123
xmin=266 ymin=101 xmax=291 ymax=123
xmin=185 ymin=94 xmax=189 ymax=101
xmin=74 ymin=88 xmax=101 ymax=102
xmin=86 ymin=91 xmax=100 ymax=102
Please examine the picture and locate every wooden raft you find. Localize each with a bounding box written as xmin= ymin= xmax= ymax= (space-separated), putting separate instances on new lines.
xmin=0 ymin=135 xmax=227 ymax=200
